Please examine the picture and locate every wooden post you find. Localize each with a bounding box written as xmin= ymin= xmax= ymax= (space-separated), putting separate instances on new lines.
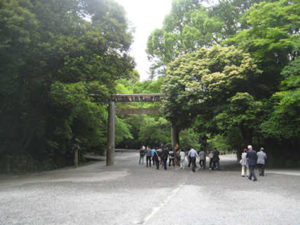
xmin=74 ymin=148 xmax=79 ymax=168
xmin=6 ymin=155 xmax=11 ymax=173
xmin=107 ymin=101 xmax=115 ymax=166
xmin=73 ymin=142 xmax=80 ymax=168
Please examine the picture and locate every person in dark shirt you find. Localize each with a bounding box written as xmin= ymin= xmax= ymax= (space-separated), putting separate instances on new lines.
xmin=212 ymin=148 xmax=220 ymax=170
xmin=154 ymin=147 xmax=162 ymax=170
xmin=169 ymin=149 xmax=175 ymax=167
xmin=161 ymin=147 xmax=169 ymax=170
xmin=246 ymin=145 xmax=258 ymax=181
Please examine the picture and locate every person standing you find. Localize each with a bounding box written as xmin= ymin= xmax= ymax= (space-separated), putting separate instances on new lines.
xmin=240 ymin=148 xmax=249 ymax=177
xmin=246 ymin=145 xmax=258 ymax=181
xmin=139 ymin=146 xmax=146 ymax=165
xmin=199 ymin=149 xmax=206 ymax=169
xmin=188 ymin=147 xmax=198 ymax=172
xmin=146 ymin=147 xmax=152 ymax=167
xmin=212 ymin=148 xmax=220 ymax=170
xmin=179 ymin=149 xmax=186 ymax=169
xmin=257 ymin=147 xmax=267 ymax=176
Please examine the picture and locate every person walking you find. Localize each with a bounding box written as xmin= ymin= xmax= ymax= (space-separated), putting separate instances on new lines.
xmin=151 ymin=147 xmax=156 ymax=166
xmin=188 ymin=147 xmax=198 ymax=172
xmin=139 ymin=146 xmax=146 ymax=165
xmin=175 ymin=148 xmax=181 ymax=166
xmin=187 ymin=149 xmax=192 ymax=167
xmin=240 ymin=148 xmax=249 ymax=177
xmin=154 ymin=148 xmax=161 ymax=170
xmin=168 ymin=149 xmax=175 ymax=167
xmin=161 ymin=147 xmax=169 ymax=170
xmin=257 ymin=147 xmax=267 ymax=176
xmin=208 ymin=151 xmax=214 ymax=169
xmin=146 ymin=147 xmax=152 ymax=167
xmin=199 ymin=149 xmax=206 ymax=169
xmin=246 ymin=145 xmax=258 ymax=181
xmin=179 ymin=149 xmax=186 ymax=169
xmin=212 ymin=148 xmax=220 ymax=170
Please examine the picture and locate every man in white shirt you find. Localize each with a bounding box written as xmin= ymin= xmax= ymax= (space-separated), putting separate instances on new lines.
xmin=188 ymin=147 xmax=199 ymax=172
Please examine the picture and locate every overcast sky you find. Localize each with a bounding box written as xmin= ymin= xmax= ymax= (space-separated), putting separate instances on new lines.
xmin=115 ymin=0 xmax=173 ymax=81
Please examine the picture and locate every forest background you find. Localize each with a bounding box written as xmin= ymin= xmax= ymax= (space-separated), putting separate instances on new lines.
xmin=0 ymin=0 xmax=299 ymax=172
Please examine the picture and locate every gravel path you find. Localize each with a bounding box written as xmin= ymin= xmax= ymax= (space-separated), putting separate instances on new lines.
xmin=0 ymin=153 xmax=299 ymax=225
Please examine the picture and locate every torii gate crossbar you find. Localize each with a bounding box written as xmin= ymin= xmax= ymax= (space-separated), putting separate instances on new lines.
xmin=106 ymin=94 xmax=179 ymax=166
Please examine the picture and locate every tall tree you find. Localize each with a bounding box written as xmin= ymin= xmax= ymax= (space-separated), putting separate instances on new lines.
xmin=162 ymin=46 xmax=262 ymax=143
xmin=0 ymin=0 xmax=134 ymax=171
xmin=261 ymin=56 xmax=300 ymax=140
xmin=226 ymin=0 xmax=300 ymax=96
xmin=147 ymin=0 xmax=222 ymax=76
xmin=146 ymin=0 xmax=267 ymax=77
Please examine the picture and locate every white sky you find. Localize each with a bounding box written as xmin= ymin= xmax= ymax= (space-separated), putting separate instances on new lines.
xmin=115 ymin=0 xmax=173 ymax=81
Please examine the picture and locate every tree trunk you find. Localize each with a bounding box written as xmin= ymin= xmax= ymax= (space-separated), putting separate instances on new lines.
xmin=107 ymin=101 xmax=115 ymax=166
xmin=171 ymin=125 xmax=179 ymax=150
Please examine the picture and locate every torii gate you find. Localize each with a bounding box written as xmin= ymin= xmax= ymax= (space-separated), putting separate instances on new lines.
xmin=106 ymin=94 xmax=179 ymax=166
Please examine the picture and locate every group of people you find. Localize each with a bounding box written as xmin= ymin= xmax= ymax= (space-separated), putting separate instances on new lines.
xmin=138 ymin=146 xmax=221 ymax=173
xmin=240 ymin=145 xmax=267 ymax=181
xmin=139 ymin=144 xmax=267 ymax=179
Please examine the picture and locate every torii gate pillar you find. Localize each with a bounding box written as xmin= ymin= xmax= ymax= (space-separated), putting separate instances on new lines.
xmin=106 ymin=101 xmax=115 ymax=166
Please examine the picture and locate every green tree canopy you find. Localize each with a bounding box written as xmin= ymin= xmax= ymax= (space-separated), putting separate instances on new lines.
xmin=261 ymin=56 xmax=300 ymax=140
xmin=162 ymin=45 xmax=261 ymax=128
xmin=162 ymin=45 xmax=262 ymax=150
xmin=226 ymin=0 xmax=300 ymax=95
xmin=0 ymin=0 xmax=134 ymax=171
xmin=146 ymin=0 xmax=267 ymax=77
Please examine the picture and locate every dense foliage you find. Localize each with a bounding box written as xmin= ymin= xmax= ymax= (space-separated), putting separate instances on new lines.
xmin=146 ymin=0 xmax=269 ymax=77
xmin=0 ymin=0 xmax=134 ymax=171
xmin=163 ymin=46 xmax=262 ymax=149
xmin=148 ymin=0 xmax=300 ymax=166
xmin=1 ymin=0 xmax=299 ymax=171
